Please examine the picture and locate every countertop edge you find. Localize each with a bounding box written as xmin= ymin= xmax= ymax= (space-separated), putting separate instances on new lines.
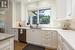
xmin=0 ymin=33 xmax=15 ymax=41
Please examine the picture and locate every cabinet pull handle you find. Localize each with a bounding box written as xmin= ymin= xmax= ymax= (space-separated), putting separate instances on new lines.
xmin=20 ymin=29 xmax=23 ymax=34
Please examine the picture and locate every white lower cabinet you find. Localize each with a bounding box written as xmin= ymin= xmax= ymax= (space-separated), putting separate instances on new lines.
xmin=0 ymin=37 xmax=14 ymax=50
xmin=58 ymin=34 xmax=74 ymax=50
xmin=57 ymin=34 xmax=63 ymax=50
xmin=26 ymin=29 xmax=58 ymax=48
xmin=62 ymin=41 xmax=74 ymax=50
xmin=1 ymin=45 xmax=10 ymax=50
xmin=41 ymin=30 xmax=58 ymax=48
xmin=27 ymin=29 xmax=75 ymax=50
xmin=58 ymin=45 xmax=62 ymax=50
xmin=62 ymin=42 xmax=69 ymax=50
xmin=26 ymin=29 xmax=42 ymax=46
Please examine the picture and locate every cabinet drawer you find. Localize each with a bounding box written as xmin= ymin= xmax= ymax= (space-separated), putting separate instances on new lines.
xmin=0 ymin=45 xmax=10 ymax=50
xmin=42 ymin=33 xmax=50 ymax=37
xmin=42 ymin=42 xmax=49 ymax=47
xmin=0 ymin=37 xmax=14 ymax=50
xmin=0 ymin=39 xmax=10 ymax=46
xmin=42 ymin=37 xmax=51 ymax=42
xmin=42 ymin=30 xmax=58 ymax=48
xmin=42 ymin=32 xmax=50 ymax=39
xmin=0 ymin=39 xmax=10 ymax=50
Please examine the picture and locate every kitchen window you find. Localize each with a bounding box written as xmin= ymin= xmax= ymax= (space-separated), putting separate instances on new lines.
xmin=39 ymin=9 xmax=50 ymax=24
xmin=28 ymin=8 xmax=51 ymax=27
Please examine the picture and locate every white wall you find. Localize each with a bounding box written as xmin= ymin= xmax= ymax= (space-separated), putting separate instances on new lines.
xmin=27 ymin=0 xmax=56 ymax=27
xmin=4 ymin=0 xmax=18 ymax=41
xmin=12 ymin=1 xmax=22 ymax=41
xmin=38 ymin=0 xmax=56 ymax=27
xmin=67 ymin=1 xmax=75 ymax=30
xmin=5 ymin=0 xmax=13 ymax=34
xmin=72 ymin=0 xmax=75 ymax=17
xmin=4 ymin=0 xmax=57 ymax=41
xmin=69 ymin=0 xmax=75 ymax=29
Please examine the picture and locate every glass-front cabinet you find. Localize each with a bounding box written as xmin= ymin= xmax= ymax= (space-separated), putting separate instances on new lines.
xmin=0 ymin=0 xmax=8 ymax=8
xmin=0 ymin=0 xmax=9 ymax=33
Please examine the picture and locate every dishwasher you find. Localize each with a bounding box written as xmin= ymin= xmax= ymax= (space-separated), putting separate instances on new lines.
xmin=18 ymin=29 xmax=26 ymax=43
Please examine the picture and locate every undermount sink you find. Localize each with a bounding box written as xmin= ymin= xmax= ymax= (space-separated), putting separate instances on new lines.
xmin=30 ymin=25 xmax=41 ymax=29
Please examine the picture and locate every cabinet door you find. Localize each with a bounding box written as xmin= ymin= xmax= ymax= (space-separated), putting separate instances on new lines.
xmin=58 ymin=34 xmax=74 ymax=50
xmin=42 ymin=30 xmax=58 ymax=48
xmin=42 ymin=31 xmax=51 ymax=47
xmin=0 ymin=37 xmax=14 ymax=50
xmin=56 ymin=0 xmax=66 ymax=19
xmin=12 ymin=2 xmax=21 ymax=28
xmin=62 ymin=42 xmax=69 ymax=50
xmin=58 ymin=34 xmax=63 ymax=50
xmin=26 ymin=29 xmax=42 ymax=45
xmin=57 ymin=45 xmax=62 ymax=50
xmin=62 ymin=40 xmax=74 ymax=50
xmin=9 ymin=37 xmax=14 ymax=50
xmin=66 ymin=0 xmax=72 ymax=17
xmin=1 ymin=45 xmax=10 ymax=50
xmin=72 ymin=0 xmax=75 ymax=17
xmin=50 ymin=31 xmax=58 ymax=48
xmin=56 ymin=0 xmax=72 ymax=20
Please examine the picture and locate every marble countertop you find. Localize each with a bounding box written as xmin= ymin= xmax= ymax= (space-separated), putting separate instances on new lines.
xmin=41 ymin=28 xmax=75 ymax=50
xmin=12 ymin=26 xmax=75 ymax=49
xmin=12 ymin=26 xmax=30 ymax=29
xmin=0 ymin=33 xmax=14 ymax=41
xmin=57 ymin=30 xmax=75 ymax=50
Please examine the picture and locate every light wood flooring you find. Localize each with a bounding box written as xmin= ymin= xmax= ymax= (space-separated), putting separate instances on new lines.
xmin=14 ymin=41 xmax=26 ymax=50
xmin=14 ymin=41 xmax=56 ymax=50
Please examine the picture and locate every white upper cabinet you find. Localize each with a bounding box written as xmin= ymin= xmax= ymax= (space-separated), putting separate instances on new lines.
xmin=56 ymin=0 xmax=72 ymax=20
xmin=12 ymin=1 xmax=21 ymax=28
xmin=72 ymin=0 xmax=75 ymax=17
xmin=12 ymin=1 xmax=28 ymax=28
xmin=66 ymin=0 xmax=72 ymax=17
xmin=58 ymin=33 xmax=74 ymax=50
xmin=56 ymin=0 xmax=66 ymax=20
xmin=0 ymin=0 xmax=9 ymax=8
xmin=0 ymin=0 xmax=9 ymax=15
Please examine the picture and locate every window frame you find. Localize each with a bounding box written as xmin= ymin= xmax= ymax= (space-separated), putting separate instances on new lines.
xmin=29 ymin=8 xmax=51 ymax=28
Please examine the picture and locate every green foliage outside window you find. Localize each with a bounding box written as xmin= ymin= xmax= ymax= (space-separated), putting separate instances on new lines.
xmin=39 ymin=15 xmax=50 ymax=24
xmin=28 ymin=9 xmax=51 ymax=24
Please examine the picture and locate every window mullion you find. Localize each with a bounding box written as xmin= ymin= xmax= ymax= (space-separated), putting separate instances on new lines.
xmin=37 ymin=10 xmax=39 ymax=24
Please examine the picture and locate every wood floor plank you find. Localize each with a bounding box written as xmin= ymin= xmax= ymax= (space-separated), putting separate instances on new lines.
xmin=14 ymin=41 xmax=26 ymax=50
